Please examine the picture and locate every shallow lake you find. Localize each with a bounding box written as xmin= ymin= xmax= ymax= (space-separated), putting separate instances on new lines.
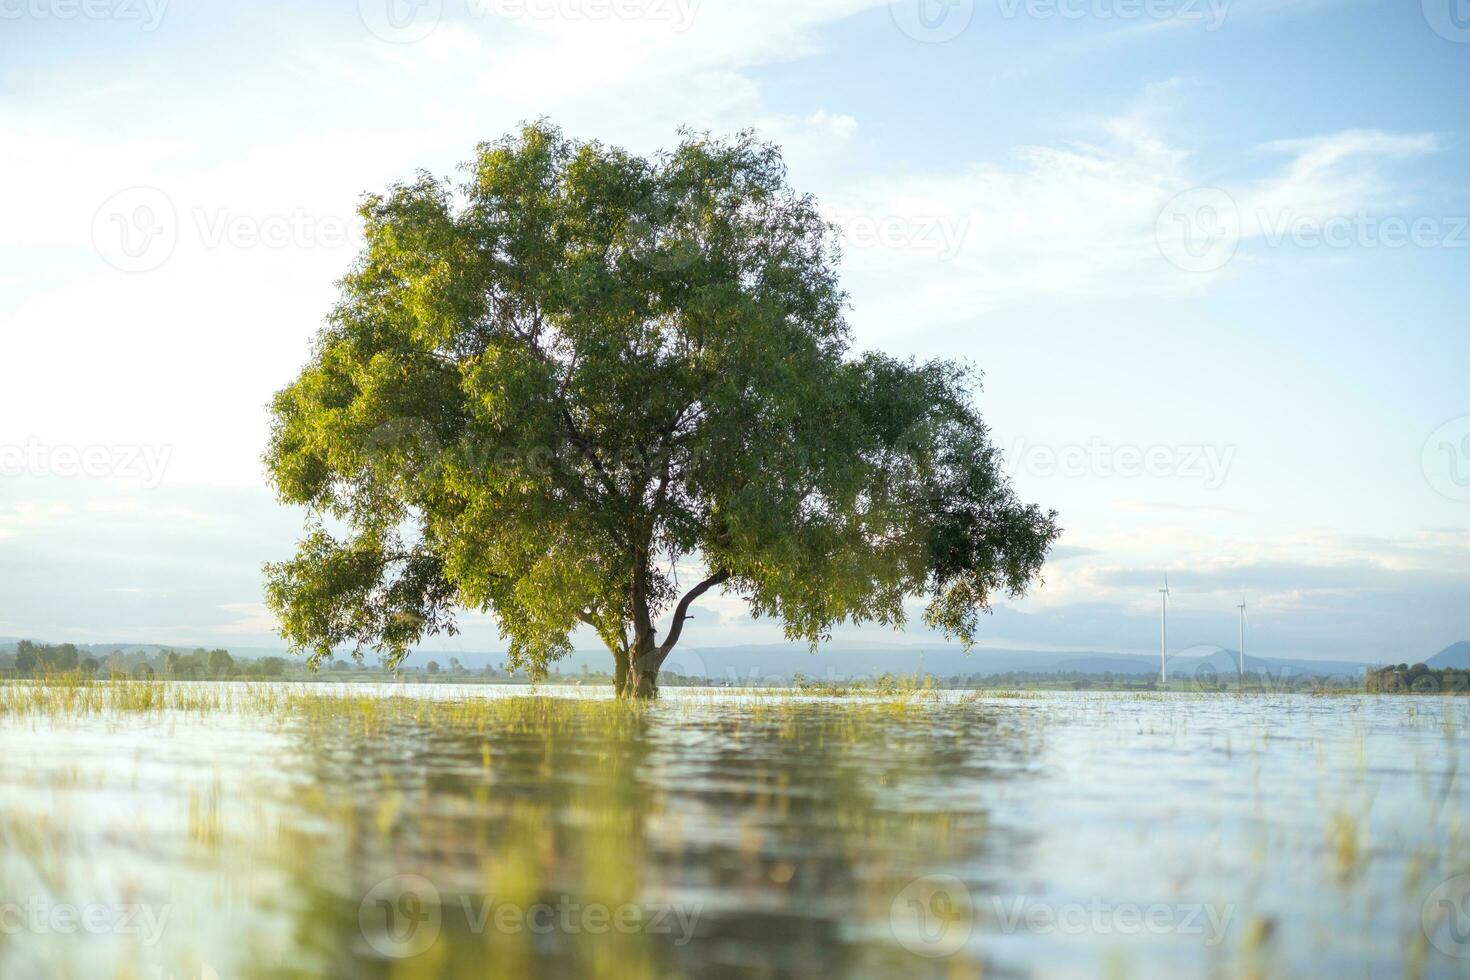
xmin=0 ymin=684 xmax=1466 ymax=978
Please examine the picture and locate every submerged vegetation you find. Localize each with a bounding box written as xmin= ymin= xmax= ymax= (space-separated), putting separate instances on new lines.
xmin=0 ymin=677 xmax=994 ymax=978
xmin=1 ymin=677 xmax=1468 ymax=977
xmin=0 ymin=673 xmax=953 ymax=724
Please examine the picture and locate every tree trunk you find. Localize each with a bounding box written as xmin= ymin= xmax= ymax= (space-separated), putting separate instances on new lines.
xmin=628 ymin=653 xmax=662 ymax=699
xmin=614 ymin=565 xmax=728 ymax=700
xmin=622 ymin=548 xmax=663 ymax=699
xmin=613 ymin=646 xmax=631 ymax=699
xmin=624 ymin=635 xmax=663 ymax=700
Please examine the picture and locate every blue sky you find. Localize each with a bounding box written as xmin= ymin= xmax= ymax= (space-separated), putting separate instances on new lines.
xmin=0 ymin=0 xmax=1466 ymax=665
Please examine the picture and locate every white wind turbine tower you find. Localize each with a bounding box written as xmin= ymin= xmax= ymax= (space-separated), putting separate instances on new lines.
xmin=1237 ymin=591 xmax=1248 ymax=682
xmin=1159 ymin=574 xmax=1172 ymax=685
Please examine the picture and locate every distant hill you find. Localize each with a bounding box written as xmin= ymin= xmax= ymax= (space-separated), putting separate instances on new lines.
xmin=660 ymin=643 xmax=1373 ymax=682
xmin=0 ymin=641 xmax=220 ymax=657
xmin=0 ymin=636 xmax=1402 ymax=680
xmin=1427 ymin=642 xmax=1470 ymax=669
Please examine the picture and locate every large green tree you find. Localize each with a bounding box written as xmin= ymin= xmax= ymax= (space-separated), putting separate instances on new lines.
xmin=265 ymin=122 xmax=1059 ymax=698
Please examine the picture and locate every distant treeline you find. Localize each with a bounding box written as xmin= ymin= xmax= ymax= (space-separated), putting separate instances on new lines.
xmin=0 ymin=642 xmax=290 ymax=680
xmin=4 ymin=644 xmax=1435 ymax=693
xmin=0 ymin=644 xmax=605 ymax=683
xmin=1365 ymin=663 xmax=1470 ymax=694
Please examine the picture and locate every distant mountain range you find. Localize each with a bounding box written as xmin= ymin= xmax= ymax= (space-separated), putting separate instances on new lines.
xmin=0 ymin=640 xmax=284 ymax=659
xmin=8 ymin=636 xmax=1464 ymax=680
xmin=667 ymin=643 xmax=1376 ymax=681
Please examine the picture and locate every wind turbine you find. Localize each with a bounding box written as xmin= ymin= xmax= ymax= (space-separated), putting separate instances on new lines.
xmin=1159 ymin=574 xmax=1171 ymax=685
xmin=1236 ymin=591 xmax=1248 ymax=682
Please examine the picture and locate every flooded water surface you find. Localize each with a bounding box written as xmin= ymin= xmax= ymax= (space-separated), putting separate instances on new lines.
xmin=0 ymin=683 xmax=1466 ymax=978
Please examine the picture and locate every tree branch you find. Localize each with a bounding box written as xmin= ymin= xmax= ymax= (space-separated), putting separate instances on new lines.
xmin=657 ymin=569 xmax=730 ymax=657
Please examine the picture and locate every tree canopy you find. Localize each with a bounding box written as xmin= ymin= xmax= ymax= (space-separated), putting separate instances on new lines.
xmin=264 ymin=122 xmax=1060 ymax=697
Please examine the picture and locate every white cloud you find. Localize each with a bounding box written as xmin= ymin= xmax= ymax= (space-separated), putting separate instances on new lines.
xmin=829 ymin=114 xmax=1440 ymax=331
xmin=210 ymin=603 xmax=280 ymax=636
xmin=0 ymin=2 xmax=886 ymax=486
xmin=1243 ymin=130 xmax=1441 ymax=227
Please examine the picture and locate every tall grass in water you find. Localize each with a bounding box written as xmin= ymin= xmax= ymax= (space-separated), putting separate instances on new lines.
xmin=0 ymin=672 xmax=225 ymax=716
xmin=0 ymin=672 xmax=949 ymax=728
